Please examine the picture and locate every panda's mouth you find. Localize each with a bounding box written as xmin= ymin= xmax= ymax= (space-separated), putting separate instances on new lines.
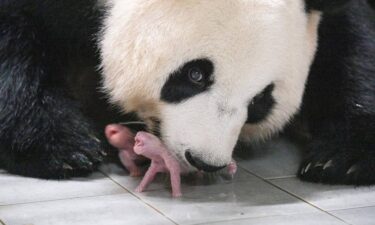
xmin=185 ymin=151 xmax=226 ymax=172
xmin=120 ymin=118 xmax=225 ymax=173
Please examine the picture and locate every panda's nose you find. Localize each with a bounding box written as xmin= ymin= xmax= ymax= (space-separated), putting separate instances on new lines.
xmin=185 ymin=151 xmax=226 ymax=172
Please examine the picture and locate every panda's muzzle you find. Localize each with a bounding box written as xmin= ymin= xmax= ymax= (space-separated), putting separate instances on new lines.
xmin=185 ymin=151 xmax=226 ymax=172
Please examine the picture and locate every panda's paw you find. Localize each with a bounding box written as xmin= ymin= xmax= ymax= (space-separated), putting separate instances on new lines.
xmin=7 ymin=134 xmax=106 ymax=179
xmin=47 ymin=134 xmax=106 ymax=179
xmin=298 ymin=150 xmax=375 ymax=185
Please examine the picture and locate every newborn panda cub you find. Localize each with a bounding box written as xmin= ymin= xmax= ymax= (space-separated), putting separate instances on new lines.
xmin=105 ymin=124 xmax=237 ymax=197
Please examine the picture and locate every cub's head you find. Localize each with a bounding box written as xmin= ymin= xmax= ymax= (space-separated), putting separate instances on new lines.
xmin=100 ymin=0 xmax=350 ymax=172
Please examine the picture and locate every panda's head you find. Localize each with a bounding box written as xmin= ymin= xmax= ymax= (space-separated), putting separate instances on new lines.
xmin=100 ymin=0 xmax=349 ymax=172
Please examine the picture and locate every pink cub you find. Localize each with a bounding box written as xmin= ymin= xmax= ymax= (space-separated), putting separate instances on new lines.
xmin=105 ymin=124 xmax=182 ymax=197
xmin=134 ymin=132 xmax=182 ymax=197
xmin=105 ymin=124 xmax=144 ymax=177
xmin=105 ymin=124 xmax=237 ymax=198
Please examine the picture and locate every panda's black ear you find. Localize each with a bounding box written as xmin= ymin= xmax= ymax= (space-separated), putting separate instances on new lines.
xmin=305 ymin=0 xmax=351 ymax=12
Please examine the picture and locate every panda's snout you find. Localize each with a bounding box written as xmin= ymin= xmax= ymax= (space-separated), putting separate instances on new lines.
xmin=185 ymin=151 xmax=226 ymax=172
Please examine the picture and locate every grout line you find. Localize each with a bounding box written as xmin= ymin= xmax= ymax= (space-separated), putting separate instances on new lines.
xmin=329 ymin=205 xmax=375 ymax=212
xmin=102 ymin=171 xmax=178 ymax=225
xmin=191 ymin=211 xmax=355 ymax=225
xmin=238 ymin=166 xmax=352 ymax=225
xmin=265 ymin=175 xmax=297 ymax=180
xmin=191 ymin=215 xmax=260 ymax=225
xmin=191 ymin=213 xmax=319 ymax=225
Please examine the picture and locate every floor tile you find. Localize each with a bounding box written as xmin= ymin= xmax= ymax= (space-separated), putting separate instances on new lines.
xmin=201 ymin=212 xmax=347 ymax=225
xmin=0 ymin=172 xmax=126 ymax=205
xmin=2 ymin=138 xmax=375 ymax=225
xmin=100 ymin=162 xmax=254 ymax=193
xmin=236 ymin=138 xmax=302 ymax=179
xmin=0 ymin=194 xmax=174 ymax=225
xmin=331 ymin=206 xmax=375 ymax=225
xmin=136 ymin=178 xmax=319 ymax=225
xmin=271 ymin=177 xmax=375 ymax=211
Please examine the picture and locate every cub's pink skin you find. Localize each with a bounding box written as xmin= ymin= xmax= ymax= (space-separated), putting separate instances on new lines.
xmin=133 ymin=131 xmax=182 ymax=198
xmin=227 ymin=159 xmax=237 ymax=177
xmin=105 ymin=124 xmax=144 ymax=177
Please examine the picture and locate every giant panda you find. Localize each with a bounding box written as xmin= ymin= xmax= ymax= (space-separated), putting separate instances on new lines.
xmin=0 ymin=0 xmax=374 ymax=184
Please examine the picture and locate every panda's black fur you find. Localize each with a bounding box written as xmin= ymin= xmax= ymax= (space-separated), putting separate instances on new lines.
xmin=0 ymin=0 xmax=109 ymax=178
xmin=299 ymin=0 xmax=375 ymax=184
xmin=0 ymin=0 xmax=374 ymax=184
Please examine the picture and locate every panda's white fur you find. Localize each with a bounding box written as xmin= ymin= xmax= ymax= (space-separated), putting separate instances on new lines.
xmin=101 ymin=0 xmax=321 ymax=169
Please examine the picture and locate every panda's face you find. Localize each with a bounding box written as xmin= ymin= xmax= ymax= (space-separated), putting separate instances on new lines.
xmin=101 ymin=0 xmax=321 ymax=171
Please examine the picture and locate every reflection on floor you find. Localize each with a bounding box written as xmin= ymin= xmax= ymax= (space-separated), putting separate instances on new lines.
xmin=1 ymin=137 xmax=374 ymax=225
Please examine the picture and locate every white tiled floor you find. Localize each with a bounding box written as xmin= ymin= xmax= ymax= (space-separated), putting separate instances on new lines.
xmin=0 ymin=137 xmax=374 ymax=225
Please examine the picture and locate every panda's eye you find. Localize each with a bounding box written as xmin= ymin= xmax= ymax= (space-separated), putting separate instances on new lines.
xmin=188 ymin=68 xmax=204 ymax=84
xmin=161 ymin=58 xmax=214 ymax=104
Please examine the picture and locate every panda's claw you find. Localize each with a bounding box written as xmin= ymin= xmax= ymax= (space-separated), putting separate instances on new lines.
xmin=100 ymin=150 xmax=108 ymax=156
xmin=70 ymin=153 xmax=93 ymax=169
xmin=346 ymin=165 xmax=358 ymax=175
xmin=63 ymin=163 xmax=73 ymax=170
xmin=323 ymin=160 xmax=333 ymax=170
xmin=299 ymin=150 xmax=375 ymax=185
xmin=89 ymin=134 xmax=101 ymax=143
xmin=304 ymin=163 xmax=312 ymax=173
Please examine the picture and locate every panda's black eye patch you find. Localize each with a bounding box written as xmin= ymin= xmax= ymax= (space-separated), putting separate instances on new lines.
xmin=246 ymin=83 xmax=275 ymax=124
xmin=161 ymin=59 xmax=214 ymax=104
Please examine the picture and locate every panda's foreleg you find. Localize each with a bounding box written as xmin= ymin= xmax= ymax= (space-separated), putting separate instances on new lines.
xmin=298 ymin=68 xmax=375 ymax=184
xmin=297 ymin=2 xmax=375 ymax=185
xmin=0 ymin=12 xmax=104 ymax=179
xmin=298 ymin=116 xmax=375 ymax=185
